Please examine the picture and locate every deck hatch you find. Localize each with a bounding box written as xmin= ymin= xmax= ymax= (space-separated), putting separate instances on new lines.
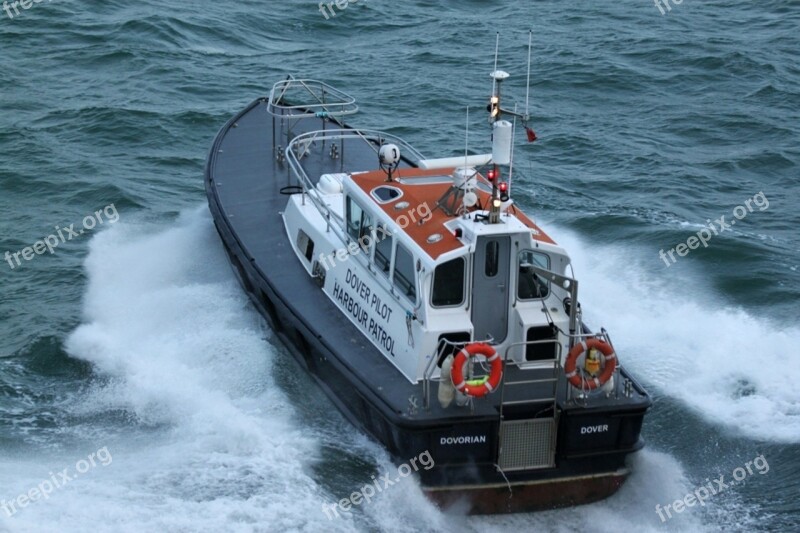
xmin=371 ymin=186 xmax=403 ymax=204
xmin=498 ymin=419 xmax=555 ymax=471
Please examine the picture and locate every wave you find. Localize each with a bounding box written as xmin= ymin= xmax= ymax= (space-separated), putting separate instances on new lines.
xmin=552 ymin=225 xmax=800 ymax=444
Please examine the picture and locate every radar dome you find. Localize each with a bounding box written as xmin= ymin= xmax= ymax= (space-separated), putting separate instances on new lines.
xmin=379 ymin=144 xmax=401 ymax=165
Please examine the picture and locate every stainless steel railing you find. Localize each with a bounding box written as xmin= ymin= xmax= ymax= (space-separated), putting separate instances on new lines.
xmin=421 ymin=328 xmax=630 ymax=411
xmin=284 ymin=128 xmax=425 ymax=242
xmin=267 ymin=77 xmax=359 ymax=119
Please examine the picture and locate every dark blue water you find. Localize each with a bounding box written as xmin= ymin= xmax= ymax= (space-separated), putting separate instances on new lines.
xmin=1 ymin=1 xmax=798 ymax=531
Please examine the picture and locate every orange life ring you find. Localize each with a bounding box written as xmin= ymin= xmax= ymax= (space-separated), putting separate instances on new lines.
xmin=450 ymin=343 xmax=503 ymax=398
xmin=564 ymin=338 xmax=616 ymax=390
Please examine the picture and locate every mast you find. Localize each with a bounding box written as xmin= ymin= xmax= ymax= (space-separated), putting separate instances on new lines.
xmin=485 ymin=32 xmax=535 ymax=224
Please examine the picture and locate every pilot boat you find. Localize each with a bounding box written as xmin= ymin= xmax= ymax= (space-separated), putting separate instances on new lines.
xmin=205 ymin=50 xmax=651 ymax=513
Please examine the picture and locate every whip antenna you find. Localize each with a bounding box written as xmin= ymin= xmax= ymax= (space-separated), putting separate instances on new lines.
xmin=525 ymin=30 xmax=532 ymax=120
xmin=464 ymin=106 xmax=469 ymax=214
xmin=491 ymin=33 xmax=500 ymax=99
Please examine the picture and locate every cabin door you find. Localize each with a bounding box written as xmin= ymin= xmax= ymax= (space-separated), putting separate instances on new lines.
xmin=471 ymin=236 xmax=510 ymax=343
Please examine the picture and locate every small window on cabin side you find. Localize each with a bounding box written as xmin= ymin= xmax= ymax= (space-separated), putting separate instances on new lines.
xmin=374 ymin=225 xmax=393 ymax=274
xmin=296 ymin=229 xmax=314 ymax=263
xmin=518 ymin=250 xmax=551 ymax=300
xmin=347 ymin=196 xmax=374 ymax=254
xmin=485 ymin=241 xmax=500 ymax=277
xmin=358 ymin=213 xmax=373 ymax=253
xmin=432 ymin=257 xmax=465 ymax=307
xmin=346 ymin=196 xmax=364 ymax=241
xmin=393 ymin=243 xmax=416 ymax=302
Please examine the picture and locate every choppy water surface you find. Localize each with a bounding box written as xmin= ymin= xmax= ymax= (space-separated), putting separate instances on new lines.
xmin=1 ymin=1 xmax=798 ymax=531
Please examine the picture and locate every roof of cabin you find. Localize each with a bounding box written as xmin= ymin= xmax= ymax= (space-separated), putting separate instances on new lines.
xmin=348 ymin=166 xmax=556 ymax=261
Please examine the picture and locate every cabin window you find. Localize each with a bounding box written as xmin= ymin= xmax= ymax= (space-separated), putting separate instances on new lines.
xmin=346 ymin=196 xmax=365 ymax=241
xmin=432 ymin=257 xmax=465 ymax=307
xmin=358 ymin=214 xmax=374 ymax=253
xmin=485 ymin=240 xmax=500 ymax=277
xmin=374 ymin=225 xmax=393 ymax=274
xmin=518 ymin=250 xmax=551 ymax=300
xmin=346 ymin=196 xmax=376 ymax=254
xmin=296 ymin=229 xmax=314 ymax=263
xmin=393 ymin=243 xmax=416 ymax=302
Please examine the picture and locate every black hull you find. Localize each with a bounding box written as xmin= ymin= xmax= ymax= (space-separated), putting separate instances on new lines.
xmin=205 ymin=96 xmax=651 ymax=513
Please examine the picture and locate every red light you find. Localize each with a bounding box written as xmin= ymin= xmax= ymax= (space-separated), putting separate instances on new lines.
xmin=487 ymin=169 xmax=497 ymax=181
xmin=499 ymin=182 xmax=508 ymax=192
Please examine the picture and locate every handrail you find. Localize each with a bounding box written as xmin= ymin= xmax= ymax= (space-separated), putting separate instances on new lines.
xmin=422 ymin=337 xmax=466 ymax=409
xmin=422 ymin=338 xmax=563 ymax=411
xmin=267 ymin=79 xmax=358 ymax=119
xmin=501 ymin=339 xmax=562 ymax=363
xmin=523 ymin=264 xmax=580 ymax=350
xmin=497 ymin=340 xmax=562 ymax=416
xmin=560 ymin=328 xmax=624 ymax=402
xmin=285 ymin=128 xmax=426 ymax=253
xmin=286 ymin=128 xmax=425 ymax=172
xmin=283 ymin=128 xmax=428 ymax=324
xmin=421 ymin=329 xmax=621 ymax=411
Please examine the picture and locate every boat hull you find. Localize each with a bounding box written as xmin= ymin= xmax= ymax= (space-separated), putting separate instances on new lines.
xmin=425 ymin=469 xmax=629 ymax=514
xmin=209 ymin=208 xmax=642 ymax=512
xmin=204 ymin=96 xmax=650 ymax=514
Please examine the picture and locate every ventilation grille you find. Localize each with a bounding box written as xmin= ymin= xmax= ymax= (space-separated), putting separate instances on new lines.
xmin=498 ymin=419 xmax=555 ymax=471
